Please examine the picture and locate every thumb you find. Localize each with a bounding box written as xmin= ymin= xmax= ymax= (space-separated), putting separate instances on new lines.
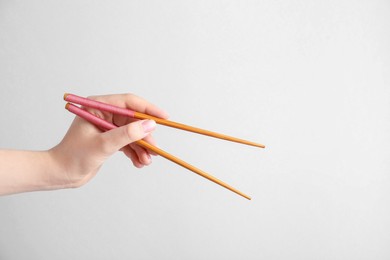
xmin=99 ymin=119 xmax=156 ymax=155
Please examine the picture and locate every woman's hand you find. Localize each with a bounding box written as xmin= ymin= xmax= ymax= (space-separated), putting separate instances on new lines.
xmin=49 ymin=93 xmax=169 ymax=188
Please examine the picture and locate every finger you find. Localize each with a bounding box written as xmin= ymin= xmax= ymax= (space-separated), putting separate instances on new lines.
xmin=124 ymin=94 xmax=169 ymax=119
xmin=130 ymin=143 xmax=152 ymax=165
xmin=121 ymin=134 xmax=158 ymax=156
xmin=91 ymin=94 xmax=169 ymax=119
xmin=122 ymin=146 xmax=144 ymax=168
xmin=98 ymin=119 xmax=156 ymax=156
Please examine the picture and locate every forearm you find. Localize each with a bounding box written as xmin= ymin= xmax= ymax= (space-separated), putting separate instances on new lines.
xmin=0 ymin=149 xmax=69 ymax=195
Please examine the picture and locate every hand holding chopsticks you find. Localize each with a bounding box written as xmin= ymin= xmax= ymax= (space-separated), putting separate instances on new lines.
xmin=64 ymin=93 xmax=265 ymax=200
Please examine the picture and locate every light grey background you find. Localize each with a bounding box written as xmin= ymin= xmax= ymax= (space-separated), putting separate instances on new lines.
xmin=0 ymin=0 xmax=389 ymax=259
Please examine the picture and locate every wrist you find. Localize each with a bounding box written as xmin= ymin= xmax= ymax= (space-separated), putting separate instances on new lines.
xmin=46 ymin=147 xmax=77 ymax=190
xmin=0 ymin=149 xmax=74 ymax=195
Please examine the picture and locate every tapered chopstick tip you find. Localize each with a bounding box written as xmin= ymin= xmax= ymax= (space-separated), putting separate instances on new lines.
xmin=65 ymin=102 xmax=70 ymax=110
xmin=253 ymin=143 xmax=265 ymax=149
xmin=243 ymin=194 xmax=252 ymax=200
xmin=63 ymin=93 xmax=69 ymax=101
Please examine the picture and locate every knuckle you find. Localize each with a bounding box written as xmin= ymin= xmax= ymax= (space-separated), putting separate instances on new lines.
xmin=86 ymin=95 xmax=98 ymax=100
xmin=124 ymin=92 xmax=134 ymax=98
xmin=124 ymin=93 xmax=137 ymax=103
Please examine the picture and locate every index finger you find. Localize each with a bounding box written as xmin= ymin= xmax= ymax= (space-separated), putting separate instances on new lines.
xmin=90 ymin=93 xmax=169 ymax=119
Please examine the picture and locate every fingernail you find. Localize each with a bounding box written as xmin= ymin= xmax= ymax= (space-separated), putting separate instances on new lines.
xmin=142 ymin=120 xmax=156 ymax=133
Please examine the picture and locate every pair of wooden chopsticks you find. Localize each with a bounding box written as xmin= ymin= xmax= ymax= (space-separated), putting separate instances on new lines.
xmin=64 ymin=93 xmax=265 ymax=200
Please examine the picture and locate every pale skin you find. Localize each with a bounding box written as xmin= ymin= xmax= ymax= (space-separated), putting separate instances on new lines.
xmin=0 ymin=93 xmax=169 ymax=196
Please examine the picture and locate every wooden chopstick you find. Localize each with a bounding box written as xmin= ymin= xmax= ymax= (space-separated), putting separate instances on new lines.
xmin=137 ymin=140 xmax=251 ymax=200
xmin=65 ymin=103 xmax=251 ymax=200
xmin=64 ymin=93 xmax=265 ymax=149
